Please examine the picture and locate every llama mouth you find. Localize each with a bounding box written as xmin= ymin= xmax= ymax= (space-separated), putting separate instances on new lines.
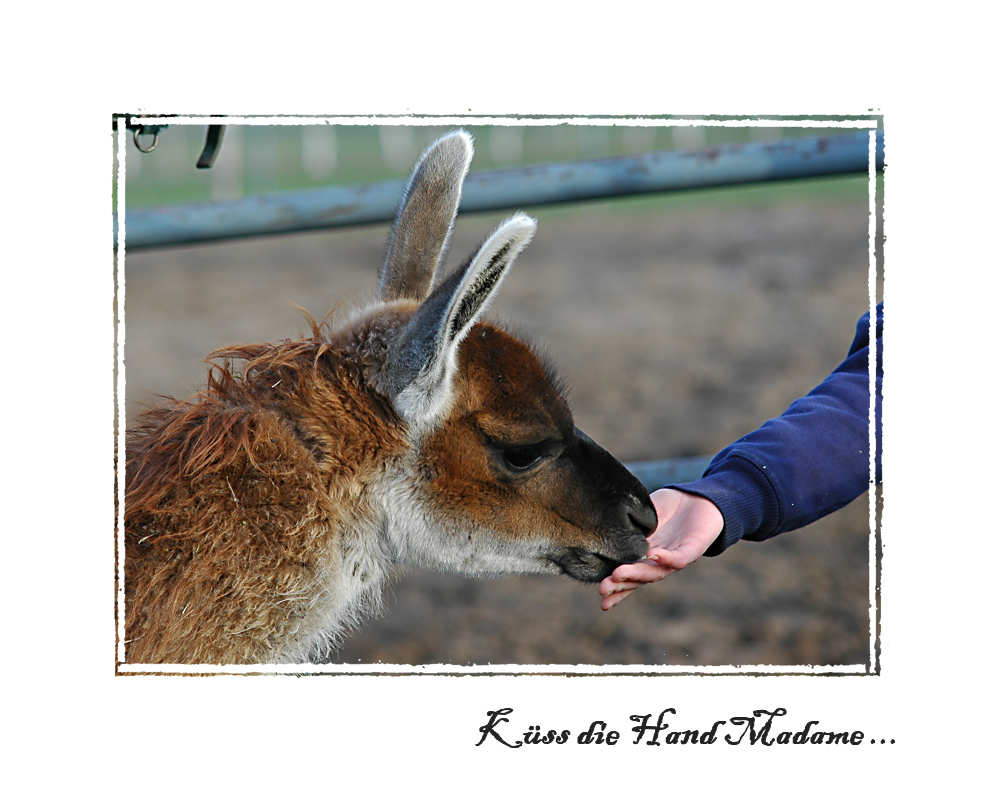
xmin=548 ymin=544 xmax=646 ymax=584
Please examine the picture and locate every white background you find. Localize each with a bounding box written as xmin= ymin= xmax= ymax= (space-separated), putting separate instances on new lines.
xmin=3 ymin=2 xmax=993 ymax=784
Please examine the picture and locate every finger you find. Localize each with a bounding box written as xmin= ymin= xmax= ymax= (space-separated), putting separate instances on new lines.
xmin=598 ymin=573 xmax=641 ymax=596
xmin=600 ymin=579 xmax=642 ymax=596
xmin=609 ymin=557 xmax=666 ymax=583
xmin=600 ymin=587 xmax=636 ymax=611
xmin=611 ymin=562 xmax=673 ymax=585
xmin=599 ymin=568 xmax=676 ymax=605
xmin=646 ymin=548 xmax=698 ymax=570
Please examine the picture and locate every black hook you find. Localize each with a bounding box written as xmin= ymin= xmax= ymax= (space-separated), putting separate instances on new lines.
xmin=196 ymin=125 xmax=227 ymax=169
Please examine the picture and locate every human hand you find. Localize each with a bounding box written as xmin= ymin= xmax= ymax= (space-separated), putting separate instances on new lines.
xmin=599 ymin=488 xmax=724 ymax=611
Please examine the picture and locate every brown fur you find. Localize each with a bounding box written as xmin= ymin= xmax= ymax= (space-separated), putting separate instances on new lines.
xmin=124 ymin=310 xmax=408 ymax=663
xmin=121 ymin=130 xmax=656 ymax=665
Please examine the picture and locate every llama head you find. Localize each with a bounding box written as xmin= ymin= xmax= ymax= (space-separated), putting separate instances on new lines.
xmin=369 ymin=130 xmax=656 ymax=582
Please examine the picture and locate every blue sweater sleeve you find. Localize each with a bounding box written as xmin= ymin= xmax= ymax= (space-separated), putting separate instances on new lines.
xmin=671 ymin=303 xmax=883 ymax=556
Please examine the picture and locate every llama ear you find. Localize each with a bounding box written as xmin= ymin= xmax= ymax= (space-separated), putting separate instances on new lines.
xmin=380 ymin=212 xmax=537 ymax=429
xmin=377 ymin=130 xmax=473 ymax=301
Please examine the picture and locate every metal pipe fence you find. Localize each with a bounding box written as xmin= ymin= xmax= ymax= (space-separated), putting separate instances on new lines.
xmin=625 ymin=457 xmax=714 ymax=491
xmin=115 ymin=130 xmax=883 ymax=251
xmin=116 ymin=129 xmax=883 ymax=487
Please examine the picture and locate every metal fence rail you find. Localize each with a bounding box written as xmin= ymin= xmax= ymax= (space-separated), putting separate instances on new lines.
xmin=115 ymin=130 xmax=884 ymax=250
xmin=624 ymin=456 xmax=714 ymax=491
xmin=116 ymin=129 xmax=883 ymax=488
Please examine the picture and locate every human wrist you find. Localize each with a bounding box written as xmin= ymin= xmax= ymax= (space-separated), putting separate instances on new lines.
xmin=669 ymin=454 xmax=780 ymax=555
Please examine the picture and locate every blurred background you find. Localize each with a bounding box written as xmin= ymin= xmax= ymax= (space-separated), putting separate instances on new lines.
xmin=115 ymin=121 xmax=882 ymax=668
xmin=114 ymin=122 xmax=867 ymax=207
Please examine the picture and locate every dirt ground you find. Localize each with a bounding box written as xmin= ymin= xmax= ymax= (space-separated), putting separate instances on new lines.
xmin=121 ymin=192 xmax=879 ymax=668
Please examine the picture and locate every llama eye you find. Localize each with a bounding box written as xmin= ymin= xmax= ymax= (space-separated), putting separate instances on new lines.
xmin=501 ymin=443 xmax=548 ymax=471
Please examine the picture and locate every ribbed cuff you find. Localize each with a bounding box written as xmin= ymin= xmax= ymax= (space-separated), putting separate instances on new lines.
xmin=669 ymin=454 xmax=781 ymax=556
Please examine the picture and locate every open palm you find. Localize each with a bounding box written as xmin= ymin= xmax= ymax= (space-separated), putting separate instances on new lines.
xmin=599 ymin=488 xmax=725 ymax=611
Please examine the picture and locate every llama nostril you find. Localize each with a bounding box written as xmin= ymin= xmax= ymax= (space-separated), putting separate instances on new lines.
xmin=625 ymin=494 xmax=657 ymax=538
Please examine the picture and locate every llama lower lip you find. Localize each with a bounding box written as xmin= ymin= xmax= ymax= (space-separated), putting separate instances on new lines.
xmin=549 ymin=547 xmax=643 ymax=583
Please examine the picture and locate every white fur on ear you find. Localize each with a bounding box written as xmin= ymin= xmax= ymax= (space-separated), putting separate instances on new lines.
xmin=445 ymin=212 xmax=536 ymax=347
xmin=377 ymin=130 xmax=473 ymax=301
xmin=389 ymin=212 xmax=537 ymax=431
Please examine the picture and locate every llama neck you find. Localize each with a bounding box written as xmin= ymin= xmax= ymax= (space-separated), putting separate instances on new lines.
xmin=124 ymin=323 xmax=412 ymax=665
xmin=275 ymin=502 xmax=396 ymax=663
xmin=261 ymin=336 xmax=410 ymax=662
